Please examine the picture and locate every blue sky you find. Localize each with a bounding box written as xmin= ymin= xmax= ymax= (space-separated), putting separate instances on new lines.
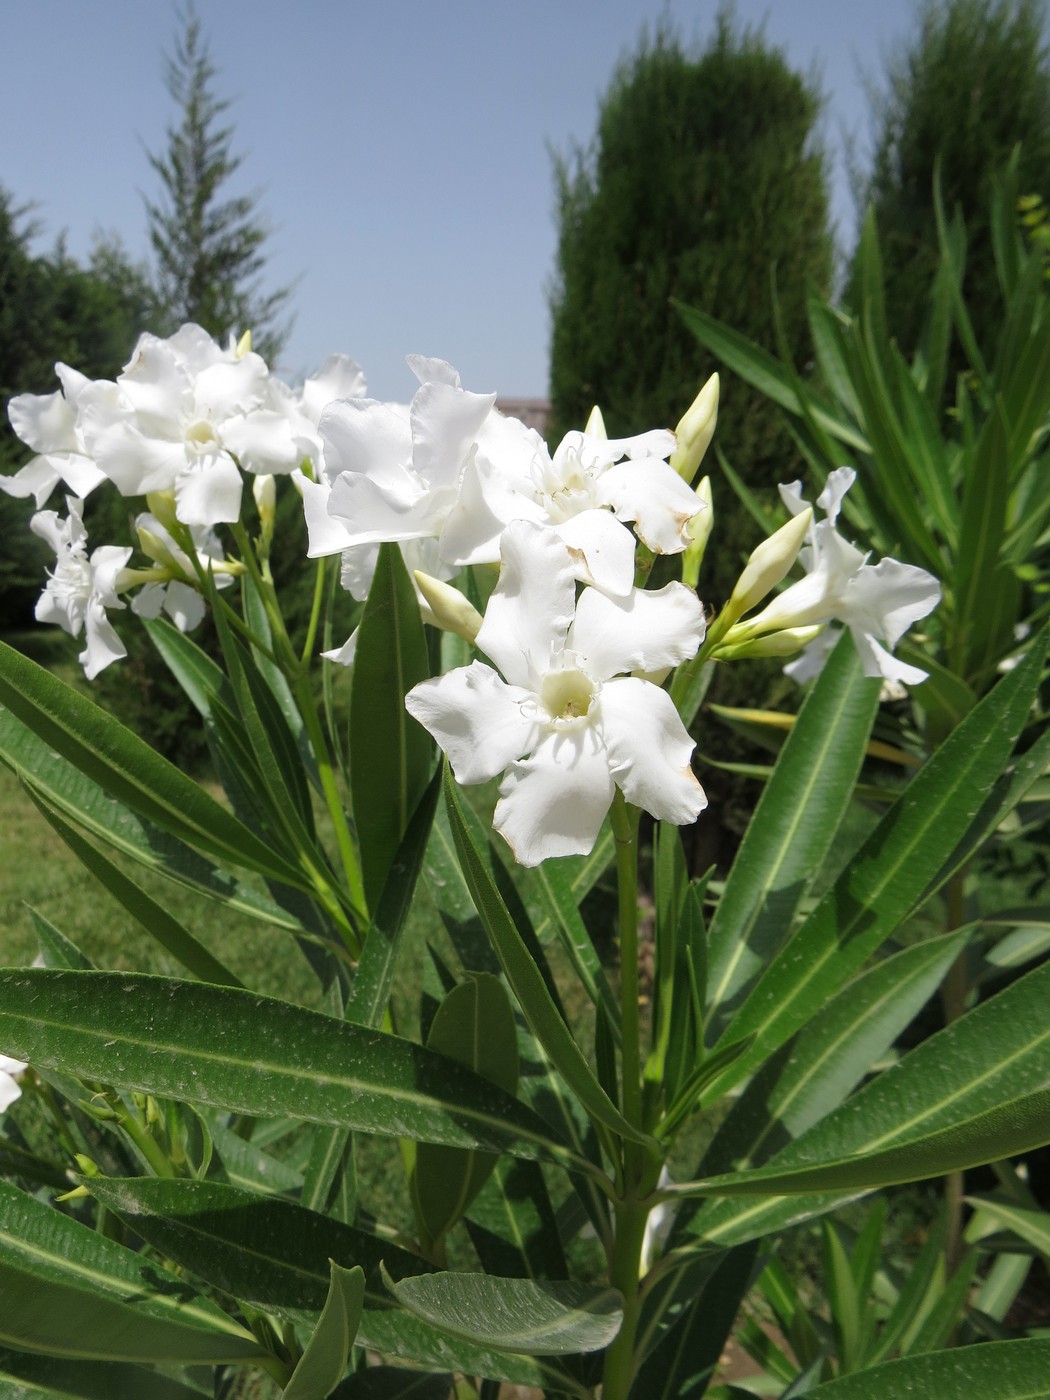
xmin=2 ymin=0 xmax=917 ymax=400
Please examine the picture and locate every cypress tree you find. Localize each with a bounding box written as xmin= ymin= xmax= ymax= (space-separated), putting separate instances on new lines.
xmin=549 ymin=11 xmax=832 ymax=490
xmin=853 ymin=0 xmax=1050 ymax=359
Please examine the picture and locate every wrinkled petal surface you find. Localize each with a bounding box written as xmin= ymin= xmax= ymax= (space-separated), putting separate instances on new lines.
xmin=570 ymin=581 xmax=705 ymax=680
xmin=600 ymin=678 xmax=705 ymax=824
xmin=494 ymin=726 xmax=614 ymax=866
xmin=406 ymin=661 xmax=539 ymax=785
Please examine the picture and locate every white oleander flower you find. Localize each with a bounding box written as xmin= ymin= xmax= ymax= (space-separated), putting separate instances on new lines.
xmin=30 ymin=498 xmax=131 ymax=678
xmin=738 ymin=468 xmax=941 ymax=686
xmin=406 ymin=522 xmax=707 ymax=866
xmin=76 ymin=324 xmax=292 ymax=526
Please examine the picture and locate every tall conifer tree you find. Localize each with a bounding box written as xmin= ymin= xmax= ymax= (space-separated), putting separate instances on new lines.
xmin=146 ymin=7 xmax=290 ymax=360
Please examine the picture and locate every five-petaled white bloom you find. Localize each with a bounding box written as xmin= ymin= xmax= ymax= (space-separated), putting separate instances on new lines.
xmin=739 ymin=468 xmax=941 ymax=686
xmin=30 ymin=497 xmax=132 ymax=679
xmin=406 ymin=522 xmax=707 ymax=866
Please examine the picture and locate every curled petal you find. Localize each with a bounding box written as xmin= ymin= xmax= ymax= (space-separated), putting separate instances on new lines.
xmin=410 ymin=381 xmax=495 ymax=492
xmin=597 ymin=458 xmax=704 ymax=553
xmin=406 ymin=662 xmax=539 ymax=785
xmin=81 ymin=601 xmax=127 ymax=680
xmin=174 ymin=454 xmax=243 ymax=526
xmin=570 ymin=582 xmax=705 ymax=680
xmin=494 ymin=727 xmax=614 ymax=867
xmin=842 ymin=557 xmax=941 ymax=650
xmin=319 ymin=399 xmax=412 ymax=491
xmin=600 ymin=678 xmax=706 ymax=824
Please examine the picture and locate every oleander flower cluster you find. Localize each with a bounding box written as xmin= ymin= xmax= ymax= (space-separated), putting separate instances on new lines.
xmin=5 ymin=323 xmax=941 ymax=862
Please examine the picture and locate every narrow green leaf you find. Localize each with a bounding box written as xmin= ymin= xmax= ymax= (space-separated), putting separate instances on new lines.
xmin=675 ymin=961 xmax=1050 ymax=1203
xmin=0 ymin=969 xmax=581 ymax=1169
xmin=705 ymin=628 xmax=1047 ymax=1098
xmin=968 ymin=1195 xmax=1050 ymax=1260
xmin=465 ymin=1156 xmax=568 ymax=1280
xmin=0 ymin=706 xmax=305 ymax=933
xmin=0 ymin=1181 xmax=263 ymax=1364
xmin=383 ymin=1270 xmax=623 ymax=1356
xmin=349 ymin=541 xmax=432 ymax=911
xmin=801 ymin=1339 xmax=1050 ymax=1399
xmin=23 ymin=782 xmax=243 ymax=987
xmin=0 ymin=638 xmax=306 ymax=888
xmin=283 ymin=1263 xmax=364 ymax=1400
xmin=412 ymin=973 xmax=519 ymax=1252
xmin=0 ymin=1350 xmax=208 ymax=1400
xmin=442 ymin=766 xmax=653 ymax=1149
xmin=705 ymin=633 xmax=881 ymax=1022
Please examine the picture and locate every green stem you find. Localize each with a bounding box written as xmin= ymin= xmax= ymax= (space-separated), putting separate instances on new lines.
xmin=300 ymin=555 xmax=328 ymax=667
xmin=611 ymin=792 xmax=642 ymax=1130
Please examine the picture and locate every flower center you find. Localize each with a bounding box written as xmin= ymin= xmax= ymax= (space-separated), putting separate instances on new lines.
xmin=185 ymin=419 xmax=220 ymax=454
xmin=539 ymin=667 xmax=595 ymax=724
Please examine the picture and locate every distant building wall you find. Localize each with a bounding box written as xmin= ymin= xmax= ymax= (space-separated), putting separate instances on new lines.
xmin=495 ymin=397 xmax=551 ymax=440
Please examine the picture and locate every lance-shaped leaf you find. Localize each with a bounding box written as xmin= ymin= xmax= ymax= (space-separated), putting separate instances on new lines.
xmin=801 ymin=1339 xmax=1050 ymax=1399
xmin=443 ymin=766 xmax=653 ymax=1149
xmin=676 ymin=958 xmax=1050 ymax=1209
xmin=704 ymin=633 xmax=881 ymax=1025
xmin=0 ymin=1349 xmax=208 ymax=1400
xmin=383 ymin=1270 xmax=623 ymax=1356
xmin=283 ymin=1263 xmax=364 ymax=1400
xmin=703 ymin=627 xmax=1047 ymax=1100
xmin=0 ymin=970 xmax=582 ymax=1169
xmin=0 ymin=638 xmax=306 ymax=889
xmin=24 ymin=782 xmax=243 ymax=987
xmin=83 ymin=1176 xmax=430 ymax=1311
xmin=350 ymin=541 xmax=432 ymax=912
xmin=465 ymin=1156 xmax=568 ymax=1281
xmin=412 ymin=973 xmax=519 ymax=1254
xmin=0 ymin=706 xmax=305 ymax=932
xmin=0 ymin=1181 xmax=264 ymax=1364
xmin=968 ymin=1195 xmax=1050 ymax=1260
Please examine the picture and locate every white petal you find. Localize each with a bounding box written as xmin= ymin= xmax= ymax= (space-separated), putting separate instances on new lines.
xmin=556 ymin=510 xmax=637 ymax=597
xmin=131 ymin=583 xmax=166 ymax=619
xmin=8 ymin=388 xmax=76 ymax=454
xmin=779 ymin=480 xmax=808 ymax=516
xmin=319 ymin=399 xmax=412 ymax=491
xmin=54 ymin=453 xmax=107 ymax=498
xmin=476 ymin=522 xmax=576 ymax=689
xmin=570 ymin=582 xmax=705 ymax=680
xmin=81 ymin=601 xmax=127 ymax=679
xmin=406 ymin=661 xmax=539 ymax=785
xmin=4 ymin=458 xmax=62 ymax=505
xmin=849 ymin=630 xmax=930 ymax=686
xmin=0 ymin=1071 xmax=22 ymax=1114
xmin=300 ymin=476 xmax=357 ymax=558
xmin=192 ymin=355 xmax=268 ymax=421
xmin=406 ymin=354 xmax=461 ymax=388
xmin=410 ymin=381 xmax=495 ymax=492
xmin=494 ymin=726 xmax=614 ymax=866
xmin=327 ymin=469 xmax=438 ymax=543
xmin=598 ymin=458 xmax=703 ymax=553
xmin=841 ymin=557 xmax=941 ymax=649
xmin=600 ymin=678 xmax=706 ymax=824
xmin=222 ymin=411 xmax=301 ymax=475
xmin=816 ymin=467 xmax=856 ymax=525
xmin=322 ymin=627 xmax=359 ymax=666
xmin=174 ymin=454 xmax=243 ymax=526
xmin=300 ymin=355 xmax=367 ymax=423
xmin=163 ymin=580 xmax=206 ymax=632
xmin=436 ymin=454 xmax=507 ymax=567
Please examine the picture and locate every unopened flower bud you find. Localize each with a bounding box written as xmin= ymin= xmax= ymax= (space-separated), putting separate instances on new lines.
xmin=681 ymin=476 xmax=713 ymax=589
xmin=137 ymin=525 xmax=179 ymax=571
xmin=726 ymin=507 xmax=813 ymax=627
xmin=714 ymin=623 xmax=825 ymax=662
xmin=584 ymin=404 xmax=607 ymax=439
xmin=235 ymin=329 xmax=253 ymax=360
xmin=145 ymin=490 xmax=179 ymax=535
xmin=414 ymin=572 xmax=483 ymax=644
xmin=670 ymin=374 xmax=719 ymax=483
xmin=253 ymin=473 xmax=276 ymax=546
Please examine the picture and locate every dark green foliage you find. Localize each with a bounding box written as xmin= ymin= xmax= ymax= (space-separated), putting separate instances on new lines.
xmin=853 ymin=0 xmax=1050 ymax=359
xmin=145 ymin=6 xmax=291 ymax=360
xmin=548 ymin=13 xmax=832 ymax=508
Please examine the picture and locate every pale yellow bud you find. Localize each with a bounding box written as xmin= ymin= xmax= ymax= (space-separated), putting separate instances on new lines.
xmin=145 ymin=490 xmax=179 ymax=535
xmin=670 ymin=374 xmax=719 ymax=483
xmin=726 ymin=507 xmax=813 ymax=625
xmin=253 ymin=473 xmax=277 ymax=544
xmin=414 ymin=572 xmax=483 ymax=644
xmin=714 ymin=624 xmax=825 ymax=662
xmin=137 ymin=525 xmax=179 ymax=571
xmin=681 ymin=476 xmax=714 ymax=589
xmin=584 ymin=404 xmax=607 ymax=439
xmin=236 ymin=329 xmax=253 ymax=359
